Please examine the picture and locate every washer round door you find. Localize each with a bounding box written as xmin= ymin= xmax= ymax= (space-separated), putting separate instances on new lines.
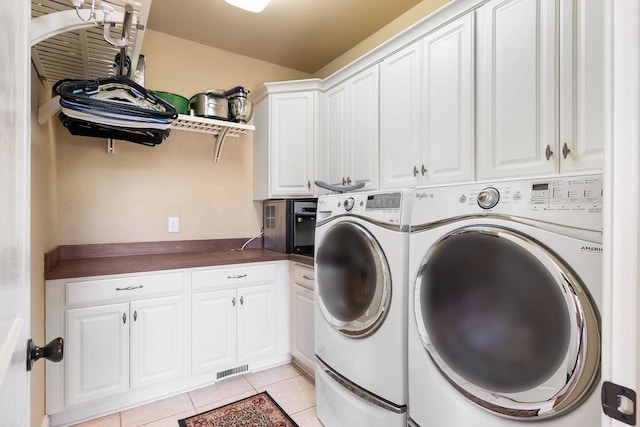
xmin=414 ymin=225 xmax=600 ymax=419
xmin=316 ymin=221 xmax=391 ymax=338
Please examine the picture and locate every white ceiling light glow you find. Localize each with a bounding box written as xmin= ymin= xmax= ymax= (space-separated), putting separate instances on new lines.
xmin=225 ymin=0 xmax=271 ymax=13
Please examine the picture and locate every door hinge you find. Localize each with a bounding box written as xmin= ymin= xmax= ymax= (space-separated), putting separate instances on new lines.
xmin=602 ymin=381 xmax=637 ymax=425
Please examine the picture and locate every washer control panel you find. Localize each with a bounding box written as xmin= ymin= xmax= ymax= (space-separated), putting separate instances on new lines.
xmin=318 ymin=190 xmax=412 ymax=226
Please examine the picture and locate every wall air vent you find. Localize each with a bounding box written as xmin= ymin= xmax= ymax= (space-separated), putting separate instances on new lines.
xmin=216 ymin=364 xmax=249 ymax=380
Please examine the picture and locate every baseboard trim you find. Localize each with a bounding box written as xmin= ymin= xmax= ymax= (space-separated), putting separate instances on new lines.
xmin=40 ymin=415 xmax=50 ymax=427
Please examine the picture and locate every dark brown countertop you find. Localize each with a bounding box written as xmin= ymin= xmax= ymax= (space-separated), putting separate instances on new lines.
xmin=44 ymin=238 xmax=315 ymax=280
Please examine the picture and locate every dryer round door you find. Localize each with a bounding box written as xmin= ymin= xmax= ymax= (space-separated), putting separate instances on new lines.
xmin=316 ymin=221 xmax=391 ymax=338
xmin=414 ymin=225 xmax=600 ymax=419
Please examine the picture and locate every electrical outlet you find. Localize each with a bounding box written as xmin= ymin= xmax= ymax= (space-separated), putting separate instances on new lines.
xmin=168 ymin=217 xmax=179 ymax=233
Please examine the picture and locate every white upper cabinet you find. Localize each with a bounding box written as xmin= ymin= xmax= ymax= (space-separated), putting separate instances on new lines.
xmin=421 ymin=13 xmax=475 ymax=184
xmin=380 ymin=41 xmax=423 ymax=189
xmin=559 ymin=0 xmax=607 ymax=173
xmin=253 ymin=80 xmax=321 ymax=200
xmin=476 ymin=0 xmax=558 ymax=180
xmin=322 ymin=66 xmax=380 ymax=191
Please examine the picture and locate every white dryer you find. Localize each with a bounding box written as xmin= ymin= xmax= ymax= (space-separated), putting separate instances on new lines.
xmin=314 ymin=190 xmax=412 ymax=427
xmin=408 ymin=175 xmax=603 ymax=427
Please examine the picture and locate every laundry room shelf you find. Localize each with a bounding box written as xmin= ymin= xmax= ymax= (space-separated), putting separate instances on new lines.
xmin=170 ymin=114 xmax=254 ymax=137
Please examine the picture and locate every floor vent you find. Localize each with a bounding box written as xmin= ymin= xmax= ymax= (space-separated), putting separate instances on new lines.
xmin=217 ymin=364 xmax=249 ymax=380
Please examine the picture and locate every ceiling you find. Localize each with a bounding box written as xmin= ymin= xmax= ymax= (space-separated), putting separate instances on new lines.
xmin=147 ymin=0 xmax=424 ymax=74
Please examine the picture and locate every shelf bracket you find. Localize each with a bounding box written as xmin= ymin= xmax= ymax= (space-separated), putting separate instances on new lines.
xmin=214 ymin=127 xmax=232 ymax=162
xmin=38 ymin=96 xmax=62 ymax=125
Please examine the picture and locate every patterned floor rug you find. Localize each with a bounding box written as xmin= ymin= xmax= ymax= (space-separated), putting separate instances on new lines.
xmin=178 ymin=391 xmax=299 ymax=427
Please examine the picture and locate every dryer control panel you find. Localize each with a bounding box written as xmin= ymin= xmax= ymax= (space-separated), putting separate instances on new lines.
xmin=413 ymin=175 xmax=603 ymax=232
xmin=317 ymin=190 xmax=413 ymax=226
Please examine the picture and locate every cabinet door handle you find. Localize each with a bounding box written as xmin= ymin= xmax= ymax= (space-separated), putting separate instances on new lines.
xmin=116 ymin=285 xmax=143 ymax=291
xmin=342 ymin=177 xmax=346 ymax=186
xmin=302 ymin=275 xmax=314 ymax=280
xmin=346 ymin=177 xmax=352 ymax=185
xmin=307 ymin=180 xmax=311 ymax=190
xmin=240 ymin=296 xmax=244 ymax=306
xmin=133 ymin=310 xmax=137 ymax=322
xmin=227 ymin=274 xmax=247 ymax=279
xmin=562 ymin=142 xmax=571 ymax=159
xmin=413 ymin=166 xmax=419 ymax=177
xmin=123 ymin=313 xmax=127 ymax=324
xmin=545 ymin=145 xmax=554 ymax=161
xmin=421 ymin=165 xmax=427 ymax=176
xmin=232 ymin=297 xmax=236 ymax=307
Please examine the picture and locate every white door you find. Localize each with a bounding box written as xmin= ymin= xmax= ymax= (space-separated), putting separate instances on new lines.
xmin=559 ymin=0 xmax=606 ymax=173
xmin=348 ymin=65 xmax=380 ymax=190
xmin=476 ymin=0 xmax=558 ymax=179
xmin=192 ymin=289 xmax=238 ymax=375
xmin=238 ymin=284 xmax=276 ymax=364
xmin=380 ymin=41 xmax=423 ymax=189
xmin=130 ymin=296 xmax=184 ymax=389
xmin=422 ymin=13 xmax=474 ymax=185
xmin=0 ymin=2 xmax=30 ymax=426
xmin=323 ymin=84 xmax=349 ymax=187
xmin=291 ymin=284 xmax=315 ymax=372
xmin=603 ymin=2 xmax=639 ymax=426
xmin=270 ymin=92 xmax=316 ymax=197
xmin=65 ymin=304 xmax=129 ymax=406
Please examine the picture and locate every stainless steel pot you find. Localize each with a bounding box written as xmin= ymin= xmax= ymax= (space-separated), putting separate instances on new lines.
xmin=189 ymin=90 xmax=228 ymax=120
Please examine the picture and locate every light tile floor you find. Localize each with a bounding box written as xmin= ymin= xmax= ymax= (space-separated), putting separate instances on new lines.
xmin=73 ymin=364 xmax=322 ymax=427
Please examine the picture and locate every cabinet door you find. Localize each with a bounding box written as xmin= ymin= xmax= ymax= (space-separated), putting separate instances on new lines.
xmin=270 ymin=92 xmax=316 ymax=197
xmin=559 ymin=0 xmax=606 ymax=173
xmin=348 ymin=65 xmax=380 ymax=190
xmin=323 ymin=84 xmax=349 ymax=187
xmin=192 ymin=289 xmax=238 ymax=376
xmin=130 ymin=295 xmax=184 ymax=389
xmin=66 ymin=303 xmax=129 ymax=406
xmin=476 ymin=0 xmax=558 ymax=179
xmin=291 ymin=284 xmax=315 ymax=372
xmin=238 ymin=284 xmax=276 ymax=364
xmin=422 ymin=14 xmax=474 ymax=185
xmin=380 ymin=41 xmax=423 ymax=189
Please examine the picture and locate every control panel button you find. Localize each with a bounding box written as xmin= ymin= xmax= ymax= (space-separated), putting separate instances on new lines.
xmin=477 ymin=187 xmax=500 ymax=209
xmin=344 ymin=197 xmax=355 ymax=212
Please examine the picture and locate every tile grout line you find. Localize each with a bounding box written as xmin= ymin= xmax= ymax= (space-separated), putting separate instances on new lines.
xmin=247 ymin=373 xmax=303 ymax=391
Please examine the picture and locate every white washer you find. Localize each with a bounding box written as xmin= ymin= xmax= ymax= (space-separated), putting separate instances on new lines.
xmin=408 ymin=175 xmax=603 ymax=427
xmin=314 ymin=189 xmax=413 ymax=427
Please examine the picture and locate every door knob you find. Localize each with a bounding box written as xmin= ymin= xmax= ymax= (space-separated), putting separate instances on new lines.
xmin=27 ymin=337 xmax=63 ymax=371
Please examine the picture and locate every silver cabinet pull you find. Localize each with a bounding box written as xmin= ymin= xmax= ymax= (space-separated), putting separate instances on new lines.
xmin=346 ymin=177 xmax=352 ymax=185
xmin=133 ymin=310 xmax=137 ymax=322
xmin=116 ymin=285 xmax=143 ymax=291
xmin=123 ymin=313 xmax=127 ymax=324
xmin=307 ymin=180 xmax=311 ymax=190
xmin=302 ymin=275 xmax=314 ymax=280
xmin=421 ymin=165 xmax=427 ymax=176
xmin=413 ymin=166 xmax=419 ymax=177
xmin=227 ymin=274 xmax=247 ymax=279
xmin=232 ymin=297 xmax=236 ymax=307
xmin=342 ymin=177 xmax=346 ymax=186
xmin=545 ymin=145 xmax=554 ymax=161
xmin=562 ymin=142 xmax=571 ymax=159
xmin=240 ymin=296 xmax=244 ymax=305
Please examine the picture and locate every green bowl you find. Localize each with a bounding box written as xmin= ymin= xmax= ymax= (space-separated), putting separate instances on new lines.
xmin=150 ymin=90 xmax=189 ymax=115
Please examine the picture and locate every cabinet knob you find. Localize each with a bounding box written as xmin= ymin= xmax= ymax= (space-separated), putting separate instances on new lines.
xmin=346 ymin=177 xmax=352 ymax=185
xmin=123 ymin=313 xmax=127 ymax=324
xmin=421 ymin=165 xmax=427 ymax=176
xmin=232 ymin=297 xmax=236 ymax=307
xmin=342 ymin=177 xmax=346 ymax=186
xmin=307 ymin=180 xmax=311 ymax=190
xmin=133 ymin=310 xmax=138 ymax=322
xmin=545 ymin=145 xmax=554 ymax=161
xmin=413 ymin=166 xmax=419 ymax=177
xmin=562 ymin=142 xmax=571 ymax=159
xmin=240 ymin=296 xmax=244 ymax=306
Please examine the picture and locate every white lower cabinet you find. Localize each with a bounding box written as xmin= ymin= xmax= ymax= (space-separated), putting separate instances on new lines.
xmin=65 ymin=295 xmax=184 ymax=407
xmin=290 ymin=264 xmax=315 ymax=375
xmin=46 ymin=262 xmax=290 ymax=427
xmin=192 ymin=283 xmax=277 ymax=377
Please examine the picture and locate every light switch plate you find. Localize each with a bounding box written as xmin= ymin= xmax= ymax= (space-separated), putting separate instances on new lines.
xmin=168 ymin=216 xmax=179 ymax=233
